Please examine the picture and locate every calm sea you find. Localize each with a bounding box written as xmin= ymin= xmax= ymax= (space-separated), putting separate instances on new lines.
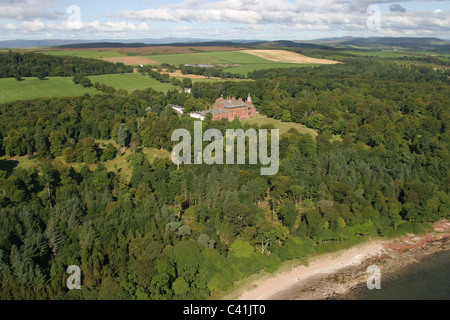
xmin=344 ymin=250 xmax=450 ymax=300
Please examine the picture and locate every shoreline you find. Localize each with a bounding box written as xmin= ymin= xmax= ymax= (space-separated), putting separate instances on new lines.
xmin=234 ymin=220 xmax=450 ymax=300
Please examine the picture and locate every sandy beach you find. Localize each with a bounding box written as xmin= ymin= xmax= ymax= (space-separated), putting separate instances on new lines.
xmin=234 ymin=220 xmax=450 ymax=300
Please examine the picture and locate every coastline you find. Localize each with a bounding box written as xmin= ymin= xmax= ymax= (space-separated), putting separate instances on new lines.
xmin=234 ymin=220 xmax=450 ymax=300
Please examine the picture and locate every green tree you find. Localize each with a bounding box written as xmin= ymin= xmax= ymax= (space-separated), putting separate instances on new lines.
xmin=281 ymin=110 xmax=292 ymax=122
xmin=278 ymin=200 xmax=298 ymax=231
xmin=101 ymin=143 xmax=117 ymax=162
xmin=172 ymin=277 xmax=190 ymax=296
xmin=117 ymin=123 xmax=129 ymax=149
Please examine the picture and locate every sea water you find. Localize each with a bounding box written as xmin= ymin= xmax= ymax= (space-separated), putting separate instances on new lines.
xmin=348 ymin=250 xmax=450 ymax=300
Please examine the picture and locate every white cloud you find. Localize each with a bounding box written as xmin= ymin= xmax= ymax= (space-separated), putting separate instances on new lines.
xmin=1 ymin=19 xmax=152 ymax=35
xmin=117 ymin=0 xmax=450 ymax=38
xmin=0 ymin=0 xmax=59 ymax=20
xmin=1 ymin=0 xmax=449 ymax=40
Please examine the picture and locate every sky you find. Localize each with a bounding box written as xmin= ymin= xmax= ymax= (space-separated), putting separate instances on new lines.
xmin=0 ymin=0 xmax=449 ymax=41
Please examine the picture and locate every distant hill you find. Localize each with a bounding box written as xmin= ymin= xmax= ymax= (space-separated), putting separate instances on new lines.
xmin=54 ymin=40 xmax=338 ymax=52
xmin=315 ymin=37 xmax=450 ymax=52
xmin=0 ymin=38 xmax=218 ymax=49
xmin=1 ymin=37 xmax=449 ymax=53
xmin=56 ymin=41 xmax=246 ymax=49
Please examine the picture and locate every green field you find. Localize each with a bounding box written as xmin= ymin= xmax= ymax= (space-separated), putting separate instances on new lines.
xmin=147 ymin=51 xmax=320 ymax=75
xmin=37 ymin=50 xmax=127 ymax=59
xmin=0 ymin=77 xmax=99 ymax=103
xmin=341 ymin=49 xmax=450 ymax=60
xmin=224 ymin=63 xmax=317 ymax=74
xmin=0 ymin=73 xmax=247 ymax=104
xmin=241 ymin=115 xmax=318 ymax=137
xmin=147 ymin=51 xmax=273 ymax=65
xmin=188 ymin=78 xmax=253 ymax=84
xmin=89 ymin=73 xmax=177 ymax=92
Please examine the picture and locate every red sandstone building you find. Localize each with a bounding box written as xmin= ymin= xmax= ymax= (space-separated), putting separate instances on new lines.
xmin=193 ymin=94 xmax=257 ymax=121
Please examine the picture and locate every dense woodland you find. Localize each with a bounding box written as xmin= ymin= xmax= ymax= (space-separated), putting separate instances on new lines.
xmin=0 ymin=55 xmax=448 ymax=300
xmin=180 ymin=64 xmax=246 ymax=79
xmin=0 ymin=51 xmax=133 ymax=80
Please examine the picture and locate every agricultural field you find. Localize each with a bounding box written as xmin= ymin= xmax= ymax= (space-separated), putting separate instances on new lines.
xmin=100 ymin=56 xmax=158 ymax=65
xmin=337 ymin=49 xmax=450 ymax=62
xmin=147 ymin=49 xmax=338 ymax=75
xmin=188 ymin=77 xmax=253 ymax=84
xmin=34 ymin=46 xmax=243 ymax=60
xmin=241 ymin=50 xmax=340 ymax=64
xmin=224 ymin=63 xmax=317 ymax=75
xmin=0 ymin=77 xmax=99 ymax=103
xmin=37 ymin=50 xmax=128 ymax=59
xmin=145 ymin=51 xmax=250 ymax=65
xmin=241 ymin=115 xmax=318 ymax=137
xmin=28 ymin=47 xmax=342 ymax=77
xmin=89 ymin=73 xmax=177 ymax=92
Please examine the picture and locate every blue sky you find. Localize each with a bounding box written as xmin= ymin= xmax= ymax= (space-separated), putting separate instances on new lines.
xmin=0 ymin=0 xmax=449 ymax=40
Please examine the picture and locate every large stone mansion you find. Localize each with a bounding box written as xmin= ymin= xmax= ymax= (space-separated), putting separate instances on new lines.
xmin=189 ymin=94 xmax=257 ymax=121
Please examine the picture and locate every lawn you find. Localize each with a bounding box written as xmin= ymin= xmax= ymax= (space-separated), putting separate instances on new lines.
xmin=0 ymin=155 xmax=40 ymax=175
xmin=241 ymin=115 xmax=318 ymax=137
xmin=89 ymin=73 xmax=177 ymax=93
xmin=0 ymin=77 xmax=99 ymax=103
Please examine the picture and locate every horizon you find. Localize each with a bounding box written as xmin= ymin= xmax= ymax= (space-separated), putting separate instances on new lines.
xmin=1 ymin=0 xmax=449 ymax=42
xmin=1 ymin=36 xmax=449 ymax=50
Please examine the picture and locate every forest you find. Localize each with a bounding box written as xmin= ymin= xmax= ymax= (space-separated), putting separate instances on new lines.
xmin=0 ymin=51 xmax=133 ymax=80
xmin=0 ymin=55 xmax=448 ymax=300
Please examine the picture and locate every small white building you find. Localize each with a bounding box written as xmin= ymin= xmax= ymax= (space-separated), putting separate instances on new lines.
xmin=190 ymin=112 xmax=205 ymax=121
xmin=171 ymin=105 xmax=184 ymax=114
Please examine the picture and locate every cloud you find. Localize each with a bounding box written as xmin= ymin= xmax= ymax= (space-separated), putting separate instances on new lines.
xmin=389 ymin=4 xmax=406 ymax=13
xmin=116 ymin=0 xmax=450 ymax=36
xmin=1 ymin=0 xmax=450 ymax=40
xmin=117 ymin=0 xmax=314 ymax=25
xmin=0 ymin=0 xmax=59 ymax=20
xmin=1 ymin=19 xmax=152 ymax=35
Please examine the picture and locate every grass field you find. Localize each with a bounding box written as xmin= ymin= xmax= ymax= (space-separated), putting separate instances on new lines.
xmin=37 ymin=50 xmax=127 ymax=59
xmin=189 ymin=78 xmax=253 ymax=84
xmin=32 ymin=48 xmax=336 ymax=76
xmin=146 ymin=50 xmax=326 ymax=75
xmin=224 ymin=63 xmax=317 ymax=74
xmin=342 ymin=49 xmax=450 ymax=59
xmin=0 ymin=155 xmax=39 ymax=174
xmin=0 ymin=73 xmax=248 ymax=104
xmin=0 ymin=77 xmax=99 ymax=103
xmin=89 ymin=73 xmax=177 ymax=92
xmin=146 ymin=51 xmax=251 ymax=65
xmin=241 ymin=115 xmax=318 ymax=137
